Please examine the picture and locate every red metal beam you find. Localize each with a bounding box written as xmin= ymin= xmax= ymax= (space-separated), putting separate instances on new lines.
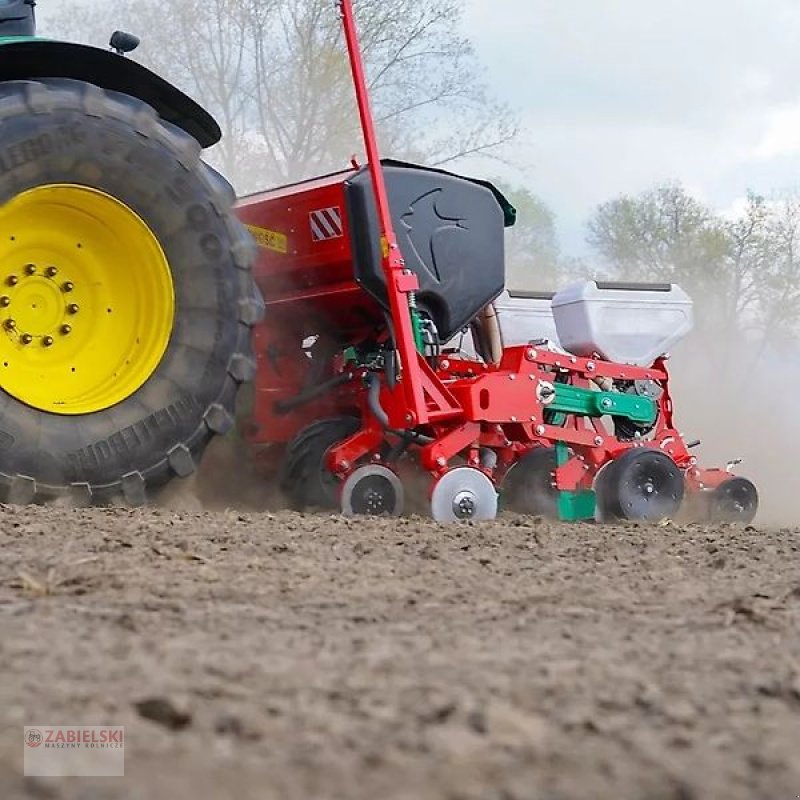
xmin=338 ymin=0 xmax=429 ymax=425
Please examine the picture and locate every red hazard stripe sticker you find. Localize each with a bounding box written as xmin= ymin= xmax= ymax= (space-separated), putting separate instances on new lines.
xmin=310 ymin=207 xmax=344 ymax=241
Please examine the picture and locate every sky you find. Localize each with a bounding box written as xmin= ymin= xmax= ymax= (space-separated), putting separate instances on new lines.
xmin=461 ymin=0 xmax=800 ymax=255
xmin=34 ymin=0 xmax=800 ymax=257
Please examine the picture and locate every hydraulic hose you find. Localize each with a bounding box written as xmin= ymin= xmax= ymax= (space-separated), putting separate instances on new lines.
xmin=274 ymin=371 xmax=353 ymax=414
xmin=365 ymin=372 xmax=434 ymax=444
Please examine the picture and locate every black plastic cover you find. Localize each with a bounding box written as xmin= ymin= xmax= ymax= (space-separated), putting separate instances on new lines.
xmin=345 ymin=161 xmax=507 ymax=341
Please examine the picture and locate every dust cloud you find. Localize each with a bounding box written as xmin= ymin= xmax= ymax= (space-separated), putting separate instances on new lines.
xmin=669 ymin=322 xmax=797 ymax=527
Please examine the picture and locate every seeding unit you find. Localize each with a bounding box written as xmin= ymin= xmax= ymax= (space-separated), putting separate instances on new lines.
xmin=235 ymin=0 xmax=759 ymax=523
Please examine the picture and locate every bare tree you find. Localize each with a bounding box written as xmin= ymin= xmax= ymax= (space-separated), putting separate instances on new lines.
xmin=41 ymin=0 xmax=516 ymax=190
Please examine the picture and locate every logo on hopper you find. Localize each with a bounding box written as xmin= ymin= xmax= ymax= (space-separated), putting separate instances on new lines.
xmin=309 ymin=207 xmax=344 ymax=241
xmin=400 ymin=189 xmax=466 ymax=282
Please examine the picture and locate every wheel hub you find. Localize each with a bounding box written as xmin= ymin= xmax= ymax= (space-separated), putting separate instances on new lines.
xmin=0 ymin=184 xmax=175 ymax=414
xmin=452 ymin=489 xmax=477 ymax=519
xmin=2 ymin=268 xmax=75 ymax=341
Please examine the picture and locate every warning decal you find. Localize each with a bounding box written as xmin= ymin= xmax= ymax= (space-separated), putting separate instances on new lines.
xmin=309 ymin=207 xmax=344 ymax=241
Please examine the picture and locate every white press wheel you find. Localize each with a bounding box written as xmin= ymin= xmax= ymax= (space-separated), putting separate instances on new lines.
xmin=430 ymin=466 xmax=498 ymax=522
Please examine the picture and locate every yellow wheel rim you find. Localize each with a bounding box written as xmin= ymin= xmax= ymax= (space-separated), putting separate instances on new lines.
xmin=0 ymin=184 xmax=174 ymax=414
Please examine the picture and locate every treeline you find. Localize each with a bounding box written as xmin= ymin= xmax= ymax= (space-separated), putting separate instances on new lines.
xmin=41 ymin=0 xmax=515 ymax=189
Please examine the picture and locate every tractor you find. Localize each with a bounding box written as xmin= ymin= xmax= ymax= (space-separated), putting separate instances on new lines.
xmin=0 ymin=0 xmax=758 ymax=524
xmin=0 ymin=0 xmax=261 ymax=505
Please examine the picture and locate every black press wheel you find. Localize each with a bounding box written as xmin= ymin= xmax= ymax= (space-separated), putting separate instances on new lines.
xmin=710 ymin=477 xmax=758 ymax=524
xmin=504 ymin=447 xmax=559 ymax=518
xmin=595 ymin=449 xmax=684 ymax=522
xmin=279 ymin=417 xmax=360 ymax=510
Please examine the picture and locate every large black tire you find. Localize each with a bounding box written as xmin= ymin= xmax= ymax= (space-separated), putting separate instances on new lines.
xmin=0 ymin=79 xmax=263 ymax=505
xmin=280 ymin=417 xmax=361 ymax=510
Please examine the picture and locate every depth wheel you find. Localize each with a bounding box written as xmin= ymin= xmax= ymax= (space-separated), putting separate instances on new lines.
xmin=341 ymin=464 xmax=404 ymax=517
xmin=596 ymin=449 xmax=684 ymax=522
xmin=431 ymin=466 xmax=498 ymax=522
xmin=710 ymin=477 xmax=758 ymax=524
xmin=280 ymin=417 xmax=360 ymax=510
xmin=504 ymin=447 xmax=558 ymax=518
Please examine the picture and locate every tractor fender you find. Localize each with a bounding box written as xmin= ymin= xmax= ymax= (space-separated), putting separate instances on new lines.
xmin=0 ymin=38 xmax=220 ymax=147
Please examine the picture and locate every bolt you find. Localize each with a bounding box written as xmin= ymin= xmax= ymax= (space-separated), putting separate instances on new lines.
xmin=20 ymin=333 xmax=32 ymax=345
xmin=587 ymin=361 xmax=596 ymax=372
xmin=42 ymin=335 xmax=54 ymax=347
xmin=509 ymin=374 xmax=516 ymax=381
xmin=339 ymin=460 xmax=350 ymax=471
xmin=0 ymin=296 xmax=9 ymax=307
xmin=594 ymin=436 xmax=604 ymax=446
xmin=535 ymin=425 xmax=545 ymax=435
xmin=6 ymin=275 xmax=18 ymax=286
xmin=436 ymin=456 xmax=447 ymax=467
xmin=23 ymin=264 xmax=36 ymax=276
xmin=61 ymin=281 xmax=74 ymax=293
xmin=45 ymin=266 xmax=58 ymax=278
xmin=600 ymin=398 xmax=613 ymax=409
xmin=4 ymin=319 xmax=15 ymax=330
xmin=528 ymin=374 xmax=536 ymax=381
xmin=67 ymin=303 xmax=79 ymax=315
xmin=511 ymin=416 xmax=517 ymax=422
xmin=440 ymin=359 xmax=450 ymax=370
xmin=526 ymin=349 xmax=537 ymax=361
xmin=60 ymin=324 xmax=71 ymax=335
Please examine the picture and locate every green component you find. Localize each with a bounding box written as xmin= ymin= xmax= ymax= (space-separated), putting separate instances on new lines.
xmin=410 ymin=306 xmax=425 ymax=353
xmin=557 ymin=489 xmax=596 ymax=522
xmin=550 ymin=383 xmax=656 ymax=424
xmin=554 ymin=441 xmax=596 ymax=522
xmin=342 ymin=346 xmax=359 ymax=365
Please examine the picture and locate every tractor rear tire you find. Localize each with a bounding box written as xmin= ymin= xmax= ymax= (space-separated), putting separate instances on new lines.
xmin=280 ymin=417 xmax=361 ymax=510
xmin=0 ymin=79 xmax=262 ymax=505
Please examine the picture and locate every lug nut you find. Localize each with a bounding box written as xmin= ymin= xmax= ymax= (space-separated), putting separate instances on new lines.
xmin=60 ymin=324 xmax=71 ymax=335
xmin=45 ymin=266 xmax=58 ymax=278
xmin=6 ymin=275 xmax=18 ymax=287
xmin=67 ymin=303 xmax=79 ymax=315
xmin=42 ymin=335 xmax=54 ymax=347
xmin=0 ymin=296 xmax=9 ymax=308
xmin=24 ymin=264 xmax=36 ymax=275
xmin=61 ymin=281 xmax=74 ymax=293
xmin=20 ymin=334 xmax=32 ymax=345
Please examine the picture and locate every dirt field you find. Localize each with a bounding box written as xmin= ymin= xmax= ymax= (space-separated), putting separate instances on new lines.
xmin=0 ymin=499 xmax=799 ymax=800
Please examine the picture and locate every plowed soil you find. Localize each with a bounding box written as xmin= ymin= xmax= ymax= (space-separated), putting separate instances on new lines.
xmin=0 ymin=502 xmax=798 ymax=800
